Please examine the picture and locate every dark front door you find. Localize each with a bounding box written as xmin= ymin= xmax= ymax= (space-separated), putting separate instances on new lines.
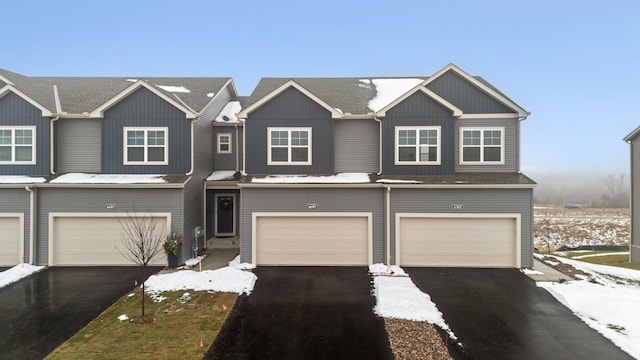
xmin=216 ymin=195 xmax=235 ymax=236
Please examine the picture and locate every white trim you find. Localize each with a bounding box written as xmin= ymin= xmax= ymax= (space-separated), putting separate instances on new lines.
xmin=0 ymin=213 xmax=24 ymax=265
xmin=217 ymin=133 xmax=232 ymax=154
xmin=0 ymin=85 xmax=53 ymax=117
xmin=89 ymin=81 xmax=196 ymax=119
xmin=0 ymin=126 xmax=36 ymax=165
xmin=377 ymin=87 xmax=463 ymax=117
xmin=459 ymin=127 xmax=505 ymax=165
xmin=48 ymin=212 xmax=172 ymax=266
xmin=458 ymin=113 xmax=520 ymax=119
xmin=395 ymin=212 xmax=521 ymax=267
xmin=123 ymin=127 xmax=169 ymax=165
xmin=238 ymin=80 xmax=342 ymax=119
xmin=394 ymin=126 xmax=441 ymax=165
xmin=267 ymin=127 xmax=312 ymax=165
xmin=251 ymin=212 xmax=373 ymax=265
xmin=0 ymin=73 xmax=15 ymax=85
xmin=214 ymin=194 xmax=236 ymax=237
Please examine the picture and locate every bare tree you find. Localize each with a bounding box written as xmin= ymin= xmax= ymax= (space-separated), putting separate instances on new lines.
xmin=117 ymin=211 xmax=167 ymax=318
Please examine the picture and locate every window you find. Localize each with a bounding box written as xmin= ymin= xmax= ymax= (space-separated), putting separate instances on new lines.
xmin=267 ymin=127 xmax=311 ymax=165
xmin=460 ymin=128 xmax=504 ymax=164
xmin=395 ymin=126 xmax=440 ymax=165
xmin=124 ymin=127 xmax=168 ymax=165
xmin=217 ymin=133 xmax=232 ymax=154
xmin=0 ymin=126 xmax=35 ymax=164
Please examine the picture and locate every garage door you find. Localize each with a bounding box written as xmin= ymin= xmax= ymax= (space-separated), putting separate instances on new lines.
xmin=397 ymin=214 xmax=520 ymax=267
xmin=254 ymin=213 xmax=371 ymax=265
xmin=51 ymin=214 xmax=169 ymax=266
xmin=0 ymin=216 xmax=21 ymax=266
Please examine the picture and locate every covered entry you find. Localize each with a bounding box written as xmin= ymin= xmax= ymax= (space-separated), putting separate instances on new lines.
xmin=252 ymin=212 xmax=372 ymax=266
xmin=396 ymin=213 xmax=520 ymax=267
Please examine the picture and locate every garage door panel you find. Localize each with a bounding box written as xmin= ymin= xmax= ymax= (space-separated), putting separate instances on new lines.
xmin=0 ymin=217 xmax=21 ymax=266
xmin=255 ymin=215 xmax=369 ymax=266
xmin=399 ymin=216 xmax=517 ymax=267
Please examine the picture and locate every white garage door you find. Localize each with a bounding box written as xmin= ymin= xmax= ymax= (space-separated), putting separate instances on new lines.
xmin=0 ymin=216 xmax=21 ymax=266
xmin=51 ymin=214 xmax=169 ymax=266
xmin=254 ymin=213 xmax=371 ymax=266
xmin=398 ymin=214 xmax=520 ymax=267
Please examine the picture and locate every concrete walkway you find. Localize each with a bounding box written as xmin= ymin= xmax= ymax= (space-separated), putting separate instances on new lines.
xmin=526 ymin=259 xmax=573 ymax=282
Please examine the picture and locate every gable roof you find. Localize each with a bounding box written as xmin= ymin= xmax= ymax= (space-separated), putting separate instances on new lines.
xmin=0 ymin=68 xmax=231 ymax=118
xmin=624 ymin=125 xmax=640 ymax=142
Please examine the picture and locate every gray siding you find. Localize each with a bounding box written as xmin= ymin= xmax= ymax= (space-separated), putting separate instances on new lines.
xmin=36 ymin=188 xmax=184 ymax=265
xmin=426 ymin=70 xmax=515 ymax=114
xmin=55 ymin=118 xmax=102 ymax=173
xmin=0 ymin=188 xmax=31 ymax=263
xmin=213 ymin=126 xmax=242 ymax=171
xmin=101 ymin=87 xmax=191 ymax=174
xmin=632 ymin=137 xmax=640 ymax=261
xmin=382 ymin=92 xmax=456 ymax=175
xmin=198 ymin=85 xmax=234 ymax=174
xmin=245 ymin=87 xmax=334 ymax=174
xmin=455 ymin=118 xmax=519 ymax=172
xmin=0 ymin=92 xmax=50 ymax=176
xmin=183 ymin=178 xmax=203 ymax=260
xmin=335 ymin=120 xmax=379 ymax=173
xmin=389 ymin=188 xmax=533 ymax=267
xmin=241 ymin=187 xmax=385 ymax=263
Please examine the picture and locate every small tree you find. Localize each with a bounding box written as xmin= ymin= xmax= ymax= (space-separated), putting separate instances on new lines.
xmin=117 ymin=211 xmax=166 ymax=320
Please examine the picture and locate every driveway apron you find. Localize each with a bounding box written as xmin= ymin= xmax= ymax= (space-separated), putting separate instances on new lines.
xmin=206 ymin=266 xmax=393 ymax=360
xmin=405 ymin=268 xmax=633 ymax=360
xmin=0 ymin=266 xmax=161 ymax=360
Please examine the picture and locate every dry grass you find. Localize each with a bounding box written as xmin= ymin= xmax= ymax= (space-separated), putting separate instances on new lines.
xmin=45 ymin=289 xmax=237 ymax=360
xmin=568 ymin=254 xmax=640 ymax=271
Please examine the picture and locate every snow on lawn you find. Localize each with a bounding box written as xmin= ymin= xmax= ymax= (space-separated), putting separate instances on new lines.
xmin=572 ymin=252 xmax=630 ymax=259
xmin=536 ymin=255 xmax=640 ymax=359
xmin=0 ymin=264 xmax=45 ymax=288
xmin=145 ymin=265 xmax=257 ymax=296
xmin=228 ymin=255 xmax=256 ymax=270
xmin=369 ymin=264 xmax=456 ymax=340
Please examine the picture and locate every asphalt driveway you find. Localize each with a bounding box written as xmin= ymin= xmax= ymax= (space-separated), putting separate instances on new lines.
xmin=206 ymin=266 xmax=393 ymax=360
xmin=405 ymin=268 xmax=634 ymax=360
xmin=0 ymin=266 xmax=161 ymax=360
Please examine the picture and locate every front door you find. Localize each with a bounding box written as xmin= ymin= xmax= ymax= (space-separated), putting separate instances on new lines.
xmin=215 ymin=194 xmax=235 ymax=236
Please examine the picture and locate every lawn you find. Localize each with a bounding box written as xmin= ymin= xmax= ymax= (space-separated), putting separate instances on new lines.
xmin=46 ymin=288 xmax=237 ymax=360
xmin=554 ymin=251 xmax=640 ymax=270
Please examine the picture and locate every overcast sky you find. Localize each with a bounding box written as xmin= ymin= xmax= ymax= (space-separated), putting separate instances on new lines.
xmin=2 ymin=0 xmax=639 ymax=179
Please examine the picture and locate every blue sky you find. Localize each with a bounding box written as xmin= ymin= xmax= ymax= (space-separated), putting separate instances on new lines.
xmin=2 ymin=0 xmax=639 ymax=178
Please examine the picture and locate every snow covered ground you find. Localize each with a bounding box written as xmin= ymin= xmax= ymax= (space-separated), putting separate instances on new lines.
xmin=0 ymin=264 xmax=45 ymax=288
xmin=536 ymin=254 xmax=640 ymax=359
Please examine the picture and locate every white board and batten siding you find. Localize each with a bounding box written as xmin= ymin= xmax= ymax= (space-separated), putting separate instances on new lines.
xmin=0 ymin=214 xmax=24 ymax=266
xmin=396 ymin=213 xmax=521 ymax=268
xmin=48 ymin=212 xmax=171 ymax=266
xmin=252 ymin=212 xmax=372 ymax=266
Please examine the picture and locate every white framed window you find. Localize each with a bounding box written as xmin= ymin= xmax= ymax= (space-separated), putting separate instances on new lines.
xmin=267 ymin=127 xmax=312 ymax=165
xmin=460 ymin=127 xmax=504 ymax=164
xmin=123 ymin=127 xmax=168 ymax=165
xmin=217 ymin=133 xmax=232 ymax=154
xmin=0 ymin=126 xmax=36 ymax=164
xmin=395 ymin=126 xmax=441 ymax=165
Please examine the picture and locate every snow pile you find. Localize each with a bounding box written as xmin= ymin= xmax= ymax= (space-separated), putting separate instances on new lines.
xmin=206 ymin=171 xmax=236 ymax=181
xmin=368 ymin=263 xmax=407 ymax=276
xmin=50 ymin=173 xmax=167 ymax=184
xmin=229 ymin=255 xmax=256 ymax=270
xmin=252 ymin=173 xmax=370 ymax=184
xmin=184 ymin=256 xmax=205 ymax=267
xmin=117 ymin=314 xmax=129 ymax=321
xmin=364 ymin=78 xmax=424 ymax=112
xmin=215 ymin=101 xmax=242 ymax=123
xmin=0 ymin=176 xmax=47 ymax=184
xmin=372 ymin=272 xmax=456 ymax=339
xmin=0 ymin=264 xmax=45 ymax=288
xmin=156 ymin=85 xmax=190 ymax=93
xmin=145 ymin=266 xmax=257 ymax=295
xmin=521 ymin=268 xmax=544 ymax=275
xmin=537 ymin=256 xmax=640 ymax=358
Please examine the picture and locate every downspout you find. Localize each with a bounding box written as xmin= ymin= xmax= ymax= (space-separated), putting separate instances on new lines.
xmin=386 ymin=186 xmax=391 ymax=270
xmin=235 ymin=124 xmax=240 ymax=172
xmin=25 ymin=186 xmax=35 ymax=265
xmin=241 ymin=119 xmax=246 ymax=175
xmin=185 ymin=116 xmax=198 ymax=176
xmin=374 ymin=115 xmax=383 ymax=175
xmin=202 ymin=181 xmax=207 ymax=250
xmin=49 ymin=116 xmax=60 ymax=174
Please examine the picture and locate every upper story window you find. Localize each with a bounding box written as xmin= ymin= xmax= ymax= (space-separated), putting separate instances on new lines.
xmin=217 ymin=133 xmax=232 ymax=154
xmin=460 ymin=127 xmax=504 ymax=164
xmin=395 ymin=126 xmax=441 ymax=165
xmin=124 ymin=127 xmax=168 ymax=165
xmin=0 ymin=126 xmax=35 ymax=164
xmin=268 ymin=127 xmax=312 ymax=165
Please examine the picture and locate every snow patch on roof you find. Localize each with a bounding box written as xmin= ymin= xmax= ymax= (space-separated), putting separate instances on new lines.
xmin=376 ymin=179 xmax=423 ymax=184
xmin=126 ymin=79 xmax=137 ymax=82
xmin=364 ymin=78 xmax=424 ymax=112
xmin=251 ymin=173 xmax=370 ymax=184
xmin=50 ymin=173 xmax=167 ymax=184
xmin=214 ymin=101 xmax=242 ymax=123
xmin=207 ymin=92 xmax=215 ymax=98
xmin=156 ymin=85 xmax=191 ymax=93
xmin=0 ymin=176 xmax=47 ymax=184
xmin=206 ymin=171 xmax=236 ymax=181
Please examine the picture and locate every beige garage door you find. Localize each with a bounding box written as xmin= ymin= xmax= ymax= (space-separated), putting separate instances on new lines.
xmin=0 ymin=216 xmax=21 ymax=266
xmin=51 ymin=215 xmax=168 ymax=266
xmin=398 ymin=215 xmax=519 ymax=267
xmin=255 ymin=214 xmax=370 ymax=265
